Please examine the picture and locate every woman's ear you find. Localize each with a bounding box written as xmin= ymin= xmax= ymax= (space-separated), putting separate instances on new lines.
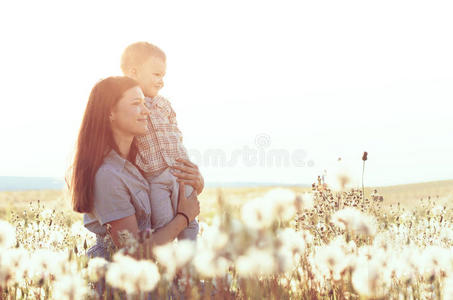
xmin=109 ymin=111 xmax=115 ymax=122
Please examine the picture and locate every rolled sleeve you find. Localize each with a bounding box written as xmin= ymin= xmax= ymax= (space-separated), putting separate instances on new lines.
xmin=92 ymin=167 xmax=136 ymax=226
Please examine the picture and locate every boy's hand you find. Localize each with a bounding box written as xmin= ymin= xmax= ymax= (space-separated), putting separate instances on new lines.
xmin=172 ymin=158 xmax=205 ymax=195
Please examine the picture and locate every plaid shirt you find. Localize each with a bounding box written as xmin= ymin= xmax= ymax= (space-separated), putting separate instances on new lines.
xmin=135 ymin=95 xmax=189 ymax=175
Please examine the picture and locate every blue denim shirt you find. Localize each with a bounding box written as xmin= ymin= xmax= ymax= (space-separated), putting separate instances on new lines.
xmin=83 ymin=150 xmax=152 ymax=259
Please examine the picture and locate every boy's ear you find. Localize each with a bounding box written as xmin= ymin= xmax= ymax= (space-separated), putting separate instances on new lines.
xmin=129 ymin=67 xmax=138 ymax=77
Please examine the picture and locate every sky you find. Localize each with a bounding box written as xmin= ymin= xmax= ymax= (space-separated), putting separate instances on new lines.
xmin=0 ymin=0 xmax=452 ymax=187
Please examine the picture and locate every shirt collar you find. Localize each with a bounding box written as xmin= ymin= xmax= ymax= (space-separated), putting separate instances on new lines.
xmin=103 ymin=149 xmax=149 ymax=189
xmin=145 ymin=95 xmax=162 ymax=107
xmin=145 ymin=96 xmax=155 ymax=105
xmin=104 ymin=149 xmax=128 ymax=170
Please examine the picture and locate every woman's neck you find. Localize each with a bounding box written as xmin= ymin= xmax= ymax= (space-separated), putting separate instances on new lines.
xmin=112 ymin=130 xmax=134 ymax=159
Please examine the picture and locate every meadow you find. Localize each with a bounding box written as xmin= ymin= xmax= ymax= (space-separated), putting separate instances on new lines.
xmin=0 ymin=179 xmax=452 ymax=299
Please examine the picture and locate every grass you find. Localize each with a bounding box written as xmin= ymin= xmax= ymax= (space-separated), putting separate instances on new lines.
xmin=1 ymin=179 xmax=453 ymax=299
xmin=1 ymin=180 xmax=451 ymax=223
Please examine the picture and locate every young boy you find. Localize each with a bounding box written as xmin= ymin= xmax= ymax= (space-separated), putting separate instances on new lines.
xmin=120 ymin=42 xmax=199 ymax=240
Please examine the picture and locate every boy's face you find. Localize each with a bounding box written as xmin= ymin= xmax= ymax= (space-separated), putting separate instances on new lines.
xmin=134 ymin=56 xmax=166 ymax=98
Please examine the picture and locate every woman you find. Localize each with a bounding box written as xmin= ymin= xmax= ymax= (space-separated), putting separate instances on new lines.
xmin=69 ymin=76 xmax=201 ymax=258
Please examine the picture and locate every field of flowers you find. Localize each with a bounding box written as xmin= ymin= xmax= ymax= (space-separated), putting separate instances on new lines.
xmin=0 ymin=179 xmax=453 ymax=299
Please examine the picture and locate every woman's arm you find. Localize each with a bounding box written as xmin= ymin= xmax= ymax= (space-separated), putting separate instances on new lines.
xmin=108 ymin=213 xmax=188 ymax=247
xmin=107 ymin=182 xmax=200 ymax=248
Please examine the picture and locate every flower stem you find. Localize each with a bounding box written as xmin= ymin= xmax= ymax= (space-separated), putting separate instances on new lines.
xmin=362 ymin=160 xmax=365 ymax=203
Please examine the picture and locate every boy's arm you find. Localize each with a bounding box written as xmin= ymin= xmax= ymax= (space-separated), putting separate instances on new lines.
xmin=172 ymin=158 xmax=205 ymax=195
xmin=160 ymin=97 xmax=178 ymax=124
xmin=161 ymin=97 xmax=205 ymax=194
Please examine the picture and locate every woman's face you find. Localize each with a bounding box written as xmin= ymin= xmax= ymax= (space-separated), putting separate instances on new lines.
xmin=110 ymin=86 xmax=149 ymax=136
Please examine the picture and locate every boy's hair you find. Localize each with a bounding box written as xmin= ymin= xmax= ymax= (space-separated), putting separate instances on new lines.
xmin=121 ymin=42 xmax=166 ymax=75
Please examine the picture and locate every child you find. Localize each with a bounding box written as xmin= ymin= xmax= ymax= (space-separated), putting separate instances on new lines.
xmin=120 ymin=42 xmax=199 ymax=240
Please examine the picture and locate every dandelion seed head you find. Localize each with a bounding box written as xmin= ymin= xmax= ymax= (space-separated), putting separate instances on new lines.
xmin=198 ymin=221 xmax=209 ymax=236
xmin=106 ymin=253 xmax=160 ymax=294
xmin=443 ymin=275 xmax=453 ymax=300
xmin=69 ymin=221 xmax=86 ymax=238
xmin=198 ymin=223 xmax=228 ymax=251
xmin=265 ymin=188 xmax=297 ymax=222
xmin=118 ymin=229 xmax=139 ymax=253
xmin=278 ymin=228 xmax=306 ymax=255
xmin=295 ymin=193 xmax=314 ymax=211
xmin=431 ymin=204 xmax=444 ymax=217
xmin=419 ymin=246 xmax=452 ymax=278
xmin=236 ymin=247 xmax=275 ymax=277
xmin=28 ymin=249 xmax=68 ymax=281
xmin=53 ymin=274 xmax=89 ymax=300
xmin=1 ymin=248 xmax=29 ymax=285
xmin=264 ymin=188 xmax=296 ymax=204
xmin=387 ymin=255 xmax=415 ymax=283
xmin=86 ymin=257 xmax=108 ymax=282
xmin=193 ymin=248 xmax=229 ymax=277
xmin=332 ymin=207 xmax=377 ymax=236
xmin=154 ymin=239 xmax=196 ymax=279
xmin=313 ymin=243 xmax=348 ymax=280
xmin=0 ymin=220 xmax=16 ymax=249
xmin=352 ymin=261 xmax=390 ymax=298
xmin=300 ymin=230 xmax=314 ymax=245
xmin=40 ymin=208 xmax=54 ymax=220
xmin=241 ymin=198 xmax=274 ymax=229
xmin=134 ymin=260 xmax=160 ymax=292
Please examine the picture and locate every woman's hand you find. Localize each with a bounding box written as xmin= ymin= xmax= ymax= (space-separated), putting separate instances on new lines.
xmin=146 ymin=182 xmax=200 ymax=247
xmin=177 ymin=182 xmax=200 ymax=223
xmin=171 ymin=158 xmax=205 ymax=195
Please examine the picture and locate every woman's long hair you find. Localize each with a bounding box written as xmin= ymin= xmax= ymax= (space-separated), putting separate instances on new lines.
xmin=69 ymin=76 xmax=139 ymax=213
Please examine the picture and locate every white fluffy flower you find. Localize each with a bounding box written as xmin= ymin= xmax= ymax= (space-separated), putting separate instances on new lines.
xmin=241 ymin=197 xmax=274 ymax=230
xmin=278 ymin=228 xmax=306 ymax=255
xmin=40 ymin=208 xmax=54 ymax=220
xmin=49 ymin=230 xmax=65 ymax=248
xmin=443 ymin=275 xmax=453 ymax=300
xmin=295 ymin=193 xmax=314 ymax=211
xmin=351 ymin=260 xmax=390 ymax=298
xmin=312 ymin=243 xmax=349 ymax=280
xmin=134 ymin=260 xmax=161 ymax=292
xmin=0 ymin=220 xmax=16 ymax=249
xmin=418 ymin=246 xmax=452 ymax=279
xmin=198 ymin=222 xmax=228 ymax=251
xmin=153 ymin=239 xmax=196 ymax=279
xmin=431 ymin=204 xmax=444 ymax=217
xmin=106 ymin=253 xmax=160 ymax=294
xmin=326 ymin=159 xmax=360 ymax=191
xmin=241 ymin=188 xmax=297 ymax=229
xmin=70 ymin=221 xmax=86 ymax=238
xmin=28 ymin=249 xmax=69 ymax=281
xmin=236 ymin=247 xmax=276 ymax=277
xmin=332 ymin=207 xmax=377 ymax=236
xmin=52 ymin=274 xmax=89 ymax=300
xmin=277 ymin=228 xmax=305 ymax=272
xmin=86 ymin=257 xmax=108 ymax=282
xmin=0 ymin=248 xmax=29 ymax=285
xmin=193 ymin=248 xmax=230 ymax=278
xmin=265 ymin=188 xmax=297 ymax=222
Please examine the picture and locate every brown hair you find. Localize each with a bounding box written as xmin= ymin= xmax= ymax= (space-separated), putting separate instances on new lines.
xmin=69 ymin=76 xmax=140 ymax=213
xmin=120 ymin=42 xmax=166 ymax=76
